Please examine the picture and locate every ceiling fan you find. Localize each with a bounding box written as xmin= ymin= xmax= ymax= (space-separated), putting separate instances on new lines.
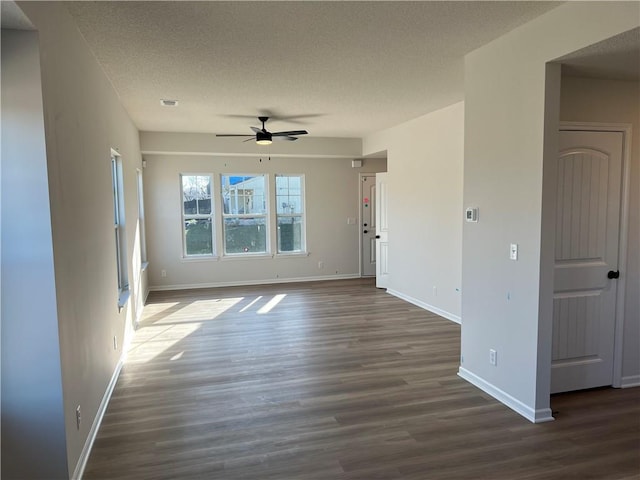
xmin=216 ymin=116 xmax=308 ymax=145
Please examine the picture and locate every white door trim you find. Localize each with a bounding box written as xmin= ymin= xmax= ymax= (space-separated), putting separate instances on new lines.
xmin=559 ymin=121 xmax=631 ymax=389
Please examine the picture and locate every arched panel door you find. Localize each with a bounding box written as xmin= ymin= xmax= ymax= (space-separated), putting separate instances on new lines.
xmin=551 ymin=130 xmax=623 ymax=393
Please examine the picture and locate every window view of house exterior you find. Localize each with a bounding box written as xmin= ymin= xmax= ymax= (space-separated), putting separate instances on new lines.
xmin=221 ymin=175 xmax=267 ymax=254
xmin=276 ymin=175 xmax=305 ymax=253
xmin=181 ymin=174 xmax=214 ymax=256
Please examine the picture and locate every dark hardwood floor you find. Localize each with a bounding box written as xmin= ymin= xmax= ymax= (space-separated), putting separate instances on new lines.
xmin=84 ymin=278 xmax=640 ymax=479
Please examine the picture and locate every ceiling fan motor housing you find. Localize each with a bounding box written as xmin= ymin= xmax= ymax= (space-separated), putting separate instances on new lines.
xmin=256 ymin=130 xmax=272 ymax=142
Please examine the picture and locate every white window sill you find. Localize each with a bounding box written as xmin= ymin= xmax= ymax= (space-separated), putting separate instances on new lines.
xmin=276 ymin=251 xmax=310 ymax=258
xmin=221 ymin=253 xmax=273 ymax=261
xmin=181 ymin=255 xmax=219 ymax=263
xmin=117 ymin=288 xmax=131 ymax=312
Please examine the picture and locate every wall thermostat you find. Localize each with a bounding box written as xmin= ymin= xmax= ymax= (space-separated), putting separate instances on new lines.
xmin=465 ymin=207 xmax=478 ymax=222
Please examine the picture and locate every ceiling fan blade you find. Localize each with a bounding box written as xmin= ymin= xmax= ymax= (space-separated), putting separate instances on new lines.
xmin=271 ymin=130 xmax=308 ymax=137
xmin=216 ymin=134 xmax=254 ymax=137
xmin=222 ymin=112 xmax=324 ymax=125
xmin=250 ymin=126 xmax=262 ymax=133
xmin=273 ymin=136 xmax=298 ymax=142
xmin=243 ymin=137 xmax=256 ymax=142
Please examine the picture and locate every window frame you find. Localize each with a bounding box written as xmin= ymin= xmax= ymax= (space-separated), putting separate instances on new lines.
xmin=274 ymin=174 xmax=307 ymax=255
xmin=220 ymin=173 xmax=270 ymax=257
xmin=111 ymin=150 xmax=129 ymax=310
xmin=180 ymin=173 xmax=216 ymax=258
xmin=136 ymin=168 xmax=149 ymax=270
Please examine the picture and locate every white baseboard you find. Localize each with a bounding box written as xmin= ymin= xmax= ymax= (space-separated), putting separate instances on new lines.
xmin=621 ymin=375 xmax=640 ymax=388
xmin=72 ymin=358 xmax=124 ymax=480
xmin=458 ymin=367 xmax=554 ymax=424
xmin=148 ymin=273 xmax=361 ymax=292
xmin=387 ymin=289 xmax=461 ymax=324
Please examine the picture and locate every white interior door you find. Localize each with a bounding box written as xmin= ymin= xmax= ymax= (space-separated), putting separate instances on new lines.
xmin=551 ymin=130 xmax=624 ymax=394
xmin=361 ymin=174 xmax=377 ymax=277
xmin=375 ymin=173 xmax=389 ymax=289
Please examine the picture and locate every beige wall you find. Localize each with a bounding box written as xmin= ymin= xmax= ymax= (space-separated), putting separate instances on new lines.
xmin=1 ymin=28 xmax=69 ymax=479
xmin=461 ymin=2 xmax=639 ymax=422
xmin=560 ymin=76 xmax=640 ymax=384
xmin=363 ymin=102 xmax=464 ymax=321
xmin=16 ymin=2 xmax=148 ymax=476
xmin=141 ymin=134 xmax=386 ymax=289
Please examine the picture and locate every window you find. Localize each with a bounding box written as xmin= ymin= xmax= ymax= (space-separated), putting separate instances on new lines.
xmin=136 ymin=168 xmax=148 ymax=267
xmin=275 ymin=175 xmax=305 ymax=253
xmin=181 ymin=174 xmax=214 ymax=256
xmin=221 ymin=175 xmax=267 ymax=255
xmin=111 ymin=151 xmax=129 ymax=305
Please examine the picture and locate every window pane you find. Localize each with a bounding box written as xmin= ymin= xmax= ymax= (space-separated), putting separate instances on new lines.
xmin=196 ymin=176 xmax=212 ymax=214
xmin=112 ymin=155 xmax=128 ymax=292
xmin=276 ymin=175 xmax=303 ymax=215
xmin=287 ymin=176 xmax=301 ymax=195
xmin=277 ymin=216 xmax=303 ymax=252
xmin=275 ymin=175 xmax=288 ymax=190
xmin=197 ymin=197 xmax=211 ymax=215
xmin=183 ymin=175 xmax=211 ymax=215
xmin=277 ymin=194 xmax=302 ymax=214
xmin=185 ymin=218 xmax=213 ymax=255
xmin=224 ymin=217 xmax=267 ymax=254
xmin=222 ymin=175 xmax=266 ymax=214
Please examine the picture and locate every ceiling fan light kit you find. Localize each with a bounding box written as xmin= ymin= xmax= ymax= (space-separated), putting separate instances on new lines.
xmin=255 ymin=130 xmax=273 ymax=145
xmin=217 ymin=116 xmax=308 ymax=145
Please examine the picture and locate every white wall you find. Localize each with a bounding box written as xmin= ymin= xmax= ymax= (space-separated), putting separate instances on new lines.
xmin=460 ymin=2 xmax=639 ymax=422
xmin=1 ymin=28 xmax=69 ymax=479
xmin=141 ymin=133 xmax=386 ymax=289
xmin=363 ymin=102 xmax=464 ymax=321
xmin=14 ymin=2 xmax=149 ymax=476
xmin=560 ymin=76 xmax=640 ymax=385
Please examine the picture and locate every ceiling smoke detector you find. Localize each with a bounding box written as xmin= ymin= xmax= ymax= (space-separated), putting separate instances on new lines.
xmin=160 ymin=99 xmax=179 ymax=107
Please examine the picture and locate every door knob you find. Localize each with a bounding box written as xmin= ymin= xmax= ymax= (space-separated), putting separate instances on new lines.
xmin=363 ymin=230 xmax=368 ymax=234
xmin=607 ymin=270 xmax=620 ymax=279
xmin=375 ymin=235 xmax=381 ymax=239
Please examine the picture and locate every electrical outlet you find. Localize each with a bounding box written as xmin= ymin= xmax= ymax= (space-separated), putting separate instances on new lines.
xmin=113 ymin=336 xmax=118 ymax=350
xmin=76 ymin=405 xmax=82 ymax=430
xmin=318 ymin=261 xmax=324 ymax=269
xmin=489 ymin=349 xmax=497 ymax=366
xmin=161 ymin=269 xmax=167 ymax=277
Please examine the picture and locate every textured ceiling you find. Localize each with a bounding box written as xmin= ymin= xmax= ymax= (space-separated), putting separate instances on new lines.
xmin=560 ymin=27 xmax=640 ymax=81
xmin=1 ymin=1 xmax=34 ymax=30
xmin=65 ymin=1 xmax=562 ymax=138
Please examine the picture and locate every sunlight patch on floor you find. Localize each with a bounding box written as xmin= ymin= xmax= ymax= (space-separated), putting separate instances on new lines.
xmin=127 ymin=297 xmax=244 ymax=363
xmin=148 ymin=297 xmax=244 ymax=324
xmin=240 ymin=296 xmax=263 ymax=312
xmin=127 ymin=322 xmax=202 ymax=364
xmin=257 ymin=294 xmax=287 ymax=314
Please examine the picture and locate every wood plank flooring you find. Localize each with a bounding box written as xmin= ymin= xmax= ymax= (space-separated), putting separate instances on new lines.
xmin=84 ymin=278 xmax=640 ymax=479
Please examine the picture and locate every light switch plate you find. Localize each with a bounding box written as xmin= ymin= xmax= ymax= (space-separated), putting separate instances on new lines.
xmin=510 ymin=243 xmax=518 ymax=260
